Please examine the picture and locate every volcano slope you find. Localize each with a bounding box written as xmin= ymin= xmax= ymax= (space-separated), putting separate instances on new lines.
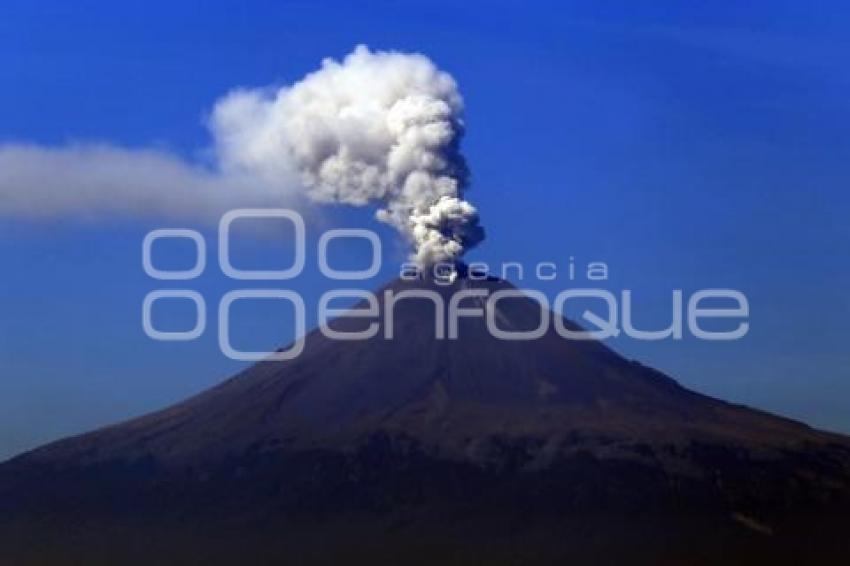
xmin=1 ymin=275 xmax=849 ymax=564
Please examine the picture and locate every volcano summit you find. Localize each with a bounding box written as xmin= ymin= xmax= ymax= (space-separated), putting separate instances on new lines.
xmin=1 ymin=273 xmax=849 ymax=564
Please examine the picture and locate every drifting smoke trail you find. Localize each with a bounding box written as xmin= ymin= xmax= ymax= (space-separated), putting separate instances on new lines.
xmin=211 ymin=45 xmax=485 ymax=265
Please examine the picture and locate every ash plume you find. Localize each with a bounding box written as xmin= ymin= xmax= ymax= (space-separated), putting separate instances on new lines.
xmin=0 ymin=45 xmax=485 ymax=264
xmin=211 ymin=45 xmax=485 ymax=265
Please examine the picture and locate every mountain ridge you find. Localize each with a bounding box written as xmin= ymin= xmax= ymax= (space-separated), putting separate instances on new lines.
xmin=2 ymin=274 xmax=849 ymax=564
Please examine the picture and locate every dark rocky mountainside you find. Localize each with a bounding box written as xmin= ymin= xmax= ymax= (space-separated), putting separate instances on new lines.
xmin=2 ymin=275 xmax=849 ymax=564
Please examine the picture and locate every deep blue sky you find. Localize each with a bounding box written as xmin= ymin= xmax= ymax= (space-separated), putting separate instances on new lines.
xmin=1 ymin=0 xmax=849 ymax=460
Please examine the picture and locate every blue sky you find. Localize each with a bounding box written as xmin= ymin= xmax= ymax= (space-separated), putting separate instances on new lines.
xmin=1 ymin=0 xmax=849 ymax=460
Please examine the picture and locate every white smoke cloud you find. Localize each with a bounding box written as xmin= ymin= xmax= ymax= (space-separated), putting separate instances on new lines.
xmin=0 ymin=45 xmax=484 ymax=264
xmin=410 ymin=196 xmax=484 ymax=266
xmin=211 ymin=45 xmax=483 ymax=265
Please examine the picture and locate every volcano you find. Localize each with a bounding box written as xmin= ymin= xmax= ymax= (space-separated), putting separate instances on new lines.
xmin=2 ymin=274 xmax=849 ymax=564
